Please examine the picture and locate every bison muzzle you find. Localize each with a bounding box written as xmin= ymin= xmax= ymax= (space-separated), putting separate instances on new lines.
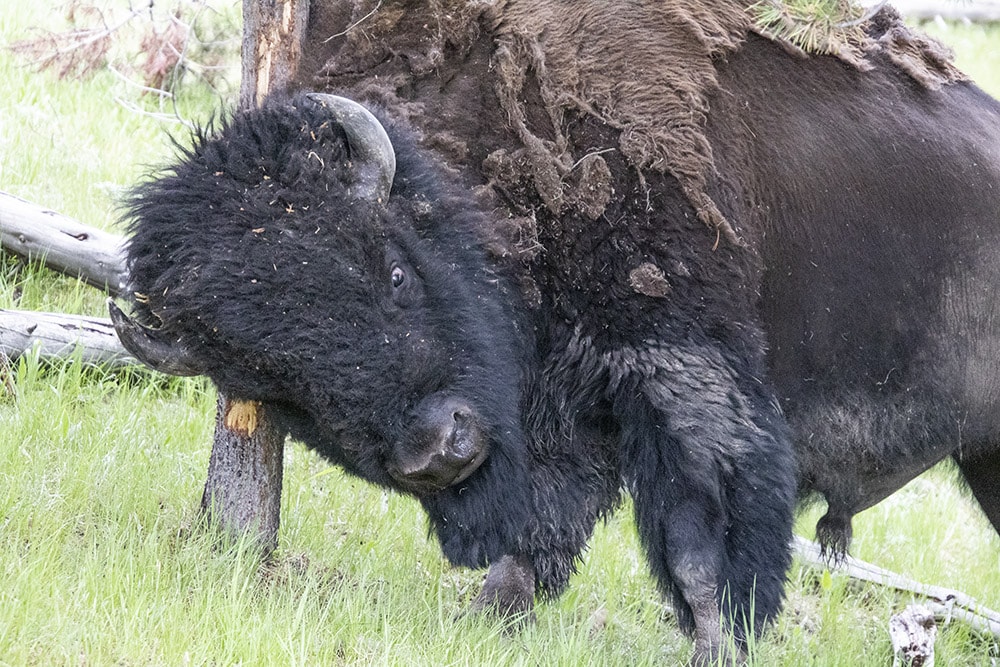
xmin=389 ymin=394 xmax=489 ymax=492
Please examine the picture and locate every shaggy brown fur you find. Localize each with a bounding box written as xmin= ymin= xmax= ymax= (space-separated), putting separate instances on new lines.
xmin=301 ymin=0 xmax=965 ymax=248
xmin=865 ymin=6 xmax=966 ymax=89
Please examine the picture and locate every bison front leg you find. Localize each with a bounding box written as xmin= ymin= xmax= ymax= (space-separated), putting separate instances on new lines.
xmin=470 ymin=553 xmax=536 ymax=623
xmin=611 ymin=343 xmax=796 ymax=664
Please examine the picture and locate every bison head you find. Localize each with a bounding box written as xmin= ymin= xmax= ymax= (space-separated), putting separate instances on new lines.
xmin=111 ymin=93 xmax=532 ymax=566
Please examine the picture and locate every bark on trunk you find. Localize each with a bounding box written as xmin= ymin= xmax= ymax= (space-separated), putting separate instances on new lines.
xmin=240 ymin=0 xmax=311 ymax=110
xmin=200 ymin=0 xmax=310 ymax=554
xmin=202 ymin=395 xmax=285 ymax=548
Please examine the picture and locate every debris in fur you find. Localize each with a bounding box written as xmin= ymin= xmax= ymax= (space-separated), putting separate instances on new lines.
xmin=629 ymin=263 xmax=672 ymax=298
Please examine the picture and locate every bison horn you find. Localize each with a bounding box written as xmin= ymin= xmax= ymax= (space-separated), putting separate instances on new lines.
xmin=107 ymin=298 xmax=202 ymax=377
xmin=305 ymin=93 xmax=396 ymax=206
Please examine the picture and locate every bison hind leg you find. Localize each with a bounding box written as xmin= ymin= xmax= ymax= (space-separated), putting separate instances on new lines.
xmin=954 ymin=446 xmax=1000 ymax=537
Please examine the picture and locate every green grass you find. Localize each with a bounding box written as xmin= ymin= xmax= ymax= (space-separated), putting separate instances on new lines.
xmin=1 ymin=3 xmax=999 ymax=665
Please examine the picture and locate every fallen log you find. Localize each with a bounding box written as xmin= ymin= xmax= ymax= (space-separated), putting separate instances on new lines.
xmin=0 ymin=190 xmax=128 ymax=298
xmin=794 ymin=536 xmax=1000 ymax=641
xmin=0 ymin=309 xmax=135 ymax=368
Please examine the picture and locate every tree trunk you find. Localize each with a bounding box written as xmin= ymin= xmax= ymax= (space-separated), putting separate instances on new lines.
xmin=239 ymin=0 xmax=311 ymax=110
xmin=202 ymin=395 xmax=285 ymax=547
xmin=200 ymin=0 xmax=310 ymax=554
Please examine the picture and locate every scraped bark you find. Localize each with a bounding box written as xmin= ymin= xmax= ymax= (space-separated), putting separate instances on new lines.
xmin=240 ymin=0 xmax=310 ymax=110
xmin=200 ymin=0 xmax=310 ymax=554
xmin=0 ymin=190 xmax=128 ymax=297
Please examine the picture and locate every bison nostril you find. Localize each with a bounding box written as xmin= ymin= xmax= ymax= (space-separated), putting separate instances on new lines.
xmin=389 ymin=395 xmax=487 ymax=491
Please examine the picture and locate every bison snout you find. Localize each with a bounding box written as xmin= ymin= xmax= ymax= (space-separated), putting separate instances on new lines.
xmin=389 ymin=396 xmax=490 ymax=493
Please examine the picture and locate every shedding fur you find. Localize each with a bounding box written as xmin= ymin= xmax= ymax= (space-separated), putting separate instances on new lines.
xmin=311 ymin=0 xmax=965 ymax=247
xmin=865 ymin=6 xmax=967 ymax=89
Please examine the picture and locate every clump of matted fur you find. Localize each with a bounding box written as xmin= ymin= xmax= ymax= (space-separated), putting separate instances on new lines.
xmin=484 ymin=0 xmax=753 ymax=245
xmin=864 ymin=6 xmax=966 ymax=89
xmin=314 ymin=0 xmax=966 ymax=244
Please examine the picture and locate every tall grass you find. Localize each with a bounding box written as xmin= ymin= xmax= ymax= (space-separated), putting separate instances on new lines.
xmin=1 ymin=3 xmax=999 ymax=665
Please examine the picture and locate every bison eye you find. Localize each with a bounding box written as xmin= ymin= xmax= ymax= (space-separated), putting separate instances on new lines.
xmin=390 ymin=265 xmax=406 ymax=289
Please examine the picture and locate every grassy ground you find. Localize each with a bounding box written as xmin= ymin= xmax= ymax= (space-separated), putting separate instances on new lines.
xmin=1 ymin=3 xmax=999 ymax=665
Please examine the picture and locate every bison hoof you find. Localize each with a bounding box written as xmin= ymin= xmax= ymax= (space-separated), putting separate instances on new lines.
xmin=816 ymin=511 xmax=853 ymax=563
xmin=468 ymin=554 xmax=536 ymax=630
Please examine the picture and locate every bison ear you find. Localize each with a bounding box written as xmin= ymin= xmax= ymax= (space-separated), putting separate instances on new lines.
xmin=108 ymin=298 xmax=203 ymax=377
xmin=305 ymin=93 xmax=396 ymax=207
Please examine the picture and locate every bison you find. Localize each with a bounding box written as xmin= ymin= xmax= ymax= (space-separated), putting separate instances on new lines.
xmin=112 ymin=92 xmax=795 ymax=661
xmin=111 ymin=1 xmax=1000 ymax=663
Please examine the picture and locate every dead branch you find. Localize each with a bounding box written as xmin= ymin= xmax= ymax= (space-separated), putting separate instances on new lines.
xmin=793 ymin=536 xmax=1000 ymax=641
xmin=0 ymin=190 xmax=127 ymax=298
xmin=8 ymin=0 xmax=240 ymax=127
xmin=7 ymin=3 xmax=138 ymax=80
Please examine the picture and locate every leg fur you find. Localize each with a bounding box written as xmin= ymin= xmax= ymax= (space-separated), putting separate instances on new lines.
xmin=471 ymin=553 xmax=536 ymax=623
xmin=611 ymin=341 xmax=795 ymax=654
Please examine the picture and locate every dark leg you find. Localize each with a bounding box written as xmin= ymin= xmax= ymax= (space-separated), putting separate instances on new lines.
xmin=813 ymin=452 xmax=948 ymax=560
xmin=793 ymin=391 xmax=955 ymax=559
xmin=613 ymin=346 xmax=796 ymax=664
xmin=815 ymin=508 xmax=853 ymax=562
xmin=954 ymin=446 xmax=1000 ymax=534
xmin=471 ymin=554 xmax=536 ymax=623
xmin=470 ymin=416 xmax=621 ymax=622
